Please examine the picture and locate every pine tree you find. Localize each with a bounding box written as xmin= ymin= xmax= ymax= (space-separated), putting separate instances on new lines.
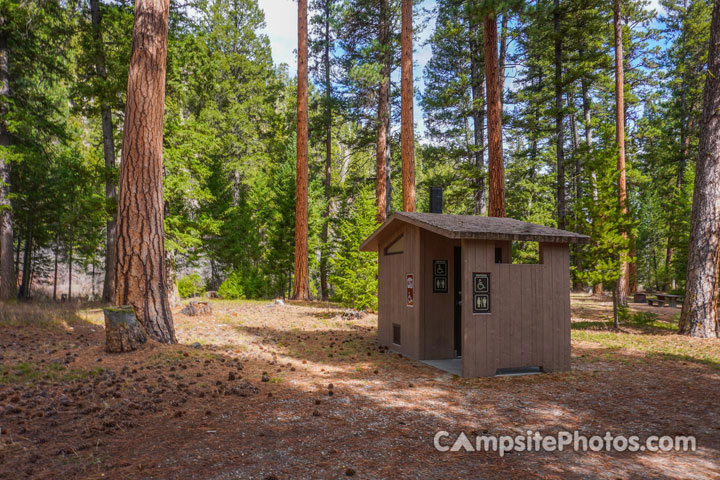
xmin=679 ymin=0 xmax=720 ymax=338
xmin=293 ymin=0 xmax=310 ymax=300
xmin=401 ymin=0 xmax=416 ymax=212
xmin=329 ymin=184 xmax=378 ymax=310
xmin=485 ymin=10 xmax=505 ymax=217
xmin=114 ymin=0 xmax=175 ymax=342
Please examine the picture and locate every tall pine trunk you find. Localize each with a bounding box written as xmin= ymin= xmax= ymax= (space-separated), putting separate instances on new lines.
xmin=614 ymin=0 xmax=629 ymax=306
xmin=319 ymin=0 xmax=332 ymax=300
xmin=293 ymin=0 xmax=310 ymax=300
xmin=679 ymin=0 xmax=720 ymax=338
xmin=554 ymin=0 xmax=565 ymax=229
xmin=0 ymin=26 xmax=15 ymax=301
xmin=484 ymin=12 xmax=504 ymax=217
xmin=114 ymin=0 xmax=175 ymax=343
xmin=400 ymin=0 xmax=416 ymax=212
xmin=469 ymin=12 xmax=486 ymax=215
xmin=91 ymin=0 xmax=118 ymax=303
xmin=376 ymin=0 xmax=390 ymax=222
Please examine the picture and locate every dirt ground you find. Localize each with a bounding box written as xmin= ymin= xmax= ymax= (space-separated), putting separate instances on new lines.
xmin=1 ymin=294 xmax=719 ymax=479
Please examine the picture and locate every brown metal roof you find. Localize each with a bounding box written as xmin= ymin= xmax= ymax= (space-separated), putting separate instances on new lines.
xmin=360 ymin=212 xmax=590 ymax=251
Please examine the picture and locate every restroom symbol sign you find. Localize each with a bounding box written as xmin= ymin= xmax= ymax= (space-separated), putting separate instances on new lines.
xmin=473 ymin=293 xmax=490 ymax=313
xmin=473 ymin=274 xmax=489 ymax=293
xmin=472 ymin=273 xmax=491 ymax=314
xmin=433 ymin=260 xmax=448 ymax=293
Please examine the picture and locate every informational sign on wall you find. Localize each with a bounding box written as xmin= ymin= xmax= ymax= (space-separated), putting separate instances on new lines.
xmin=406 ymin=274 xmax=414 ymax=307
xmin=472 ymin=273 xmax=490 ymax=314
xmin=433 ymin=260 xmax=448 ymax=293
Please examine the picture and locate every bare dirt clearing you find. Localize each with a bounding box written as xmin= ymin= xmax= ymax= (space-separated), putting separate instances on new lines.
xmin=1 ymin=295 xmax=718 ymax=479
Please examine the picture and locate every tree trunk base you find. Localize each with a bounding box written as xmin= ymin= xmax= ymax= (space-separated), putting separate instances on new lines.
xmin=180 ymin=301 xmax=212 ymax=316
xmin=104 ymin=306 xmax=147 ymax=353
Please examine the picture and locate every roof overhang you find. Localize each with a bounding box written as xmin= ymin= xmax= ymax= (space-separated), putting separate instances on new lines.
xmin=360 ymin=213 xmax=590 ymax=252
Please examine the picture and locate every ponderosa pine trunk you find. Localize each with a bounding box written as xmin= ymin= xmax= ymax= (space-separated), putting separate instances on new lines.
xmin=400 ymin=0 xmax=416 ymax=212
xmin=614 ymin=0 xmax=629 ymax=306
xmin=320 ymin=0 xmax=332 ymax=300
xmin=484 ymin=12 xmax=505 ymax=218
xmin=469 ymin=12 xmax=486 ymax=215
xmin=91 ymin=0 xmax=118 ymax=303
xmin=376 ymin=0 xmax=390 ymax=223
xmin=114 ymin=0 xmax=176 ymax=343
xmin=554 ymin=0 xmax=566 ymax=229
xmin=293 ymin=0 xmax=310 ymax=300
xmin=0 ymin=26 xmax=15 ymax=301
xmin=679 ymin=0 xmax=720 ymax=338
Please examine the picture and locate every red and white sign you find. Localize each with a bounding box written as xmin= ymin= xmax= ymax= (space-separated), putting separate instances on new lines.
xmin=406 ymin=274 xmax=414 ymax=307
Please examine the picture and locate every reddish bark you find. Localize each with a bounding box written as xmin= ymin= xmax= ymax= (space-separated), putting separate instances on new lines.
xmin=114 ymin=0 xmax=175 ymax=343
xmin=484 ymin=13 xmax=505 ymax=218
xmin=293 ymin=0 xmax=310 ymax=300
xmin=400 ymin=0 xmax=416 ymax=212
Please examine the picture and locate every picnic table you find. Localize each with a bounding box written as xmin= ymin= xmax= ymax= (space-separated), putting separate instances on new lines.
xmin=649 ymin=293 xmax=684 ymax=308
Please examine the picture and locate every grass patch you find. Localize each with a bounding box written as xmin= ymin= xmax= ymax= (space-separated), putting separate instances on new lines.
xmin=0 ymin=362 xmax=105 ymax=384
xmin=572 ymin=329 xmax=720 ymax=368
xmin=572 ymin=311 xmax=678 ymax=334
xmin=0 ymin=303 xmax=81 ymax=328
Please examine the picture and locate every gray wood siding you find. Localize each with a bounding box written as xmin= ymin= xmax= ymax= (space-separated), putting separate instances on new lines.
xmin=462 ymin=240 xmax=571 ymax=377
xmin=376 ymin=224 xmax=421 ymax=359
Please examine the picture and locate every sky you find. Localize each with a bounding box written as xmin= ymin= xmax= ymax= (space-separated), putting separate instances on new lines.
xmin=256 ymin=0 xmax=663 ymax=139
xmin=256 ymin=0 xmax=436 ymax=135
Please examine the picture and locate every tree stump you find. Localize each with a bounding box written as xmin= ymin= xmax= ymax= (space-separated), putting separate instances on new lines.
xmin=180 ymin=301 xmax=212 ymax=316
xmin=103 ymin=306 xmax=147 ymax=353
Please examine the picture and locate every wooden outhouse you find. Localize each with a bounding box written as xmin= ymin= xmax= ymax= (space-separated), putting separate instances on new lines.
xmin=360 ymin=212 xmax=590 ymax=378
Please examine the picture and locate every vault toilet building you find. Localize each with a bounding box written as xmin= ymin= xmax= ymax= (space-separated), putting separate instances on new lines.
xmin=360 ymin=212 xmax=590 ymax=377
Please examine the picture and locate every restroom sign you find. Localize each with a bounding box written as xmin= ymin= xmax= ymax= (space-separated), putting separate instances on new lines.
xmin=433 ymin=260 xmax=448 ymax=293
xmin=472 ymin=273 xmax=490 ymax=314
xmin=406 ymin=274 xmax=414 ymax=307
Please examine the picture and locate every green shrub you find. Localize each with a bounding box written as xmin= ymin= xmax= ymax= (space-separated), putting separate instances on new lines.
xmin=177 ymin=274 xmax=205 ymax=298
xmin=218 ymin=271 xmax=245 ymax=299
xmin=329 ymin=185 xmax=379 ymax=311
xmin=629 ymin=311 xmax=660 ymax=326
